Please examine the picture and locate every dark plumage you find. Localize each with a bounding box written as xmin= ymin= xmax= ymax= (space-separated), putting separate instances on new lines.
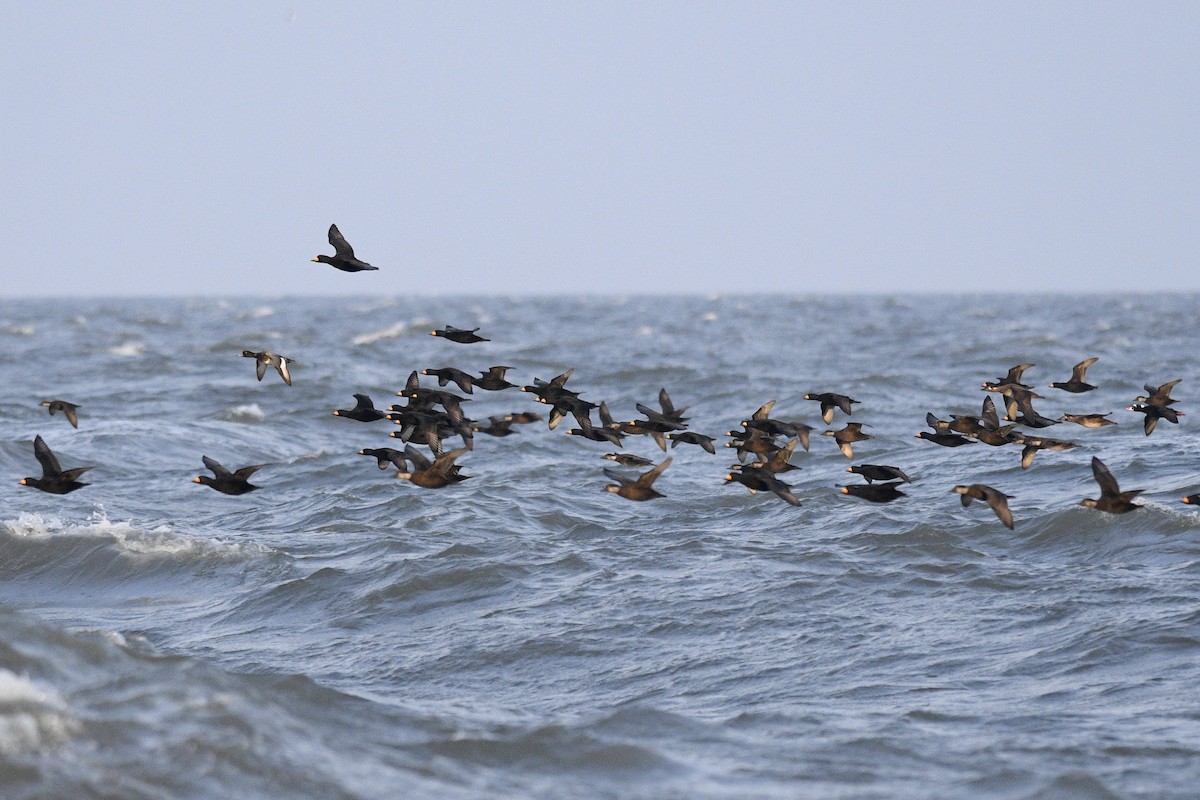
xmin=19 ymin=435 xmax=91 ymax=494
xmin=1183 ymin=494 xmax=1200 ymax=506
xmin=725 ymin=465 xmax=801 ymax=506
xmin=472 ymin=415 xmax=520 ymax=437
xmin=41 ymin=399 xmax=80 ymax=429
xmin=803 ymin=392 xmax=860 ymax=424
xmin=422 ymin=367 xmax=476 ymax=394
xmin=603 ymin=458 xmax=671 ymax=501
xmin=1135 ymin=379 xmax=1181 ymax=407
xmin=822 ymin=422 xmax=872 ymax=459
xmin=312 ymin=223 xmax=378 ymax=272
xmin=241 ymin=350 xmax=293 ymax=386
xmin=521 ymin=369 xmax=577 ymax=403
xmin=1126 ymin=402 xmax=1183 ymax=436
xmin=395 ymin=446 xmax=470 ymax=488
xmin=916 ymin=431 xmax=976 ymax=448
xmin=332 ymin=394 xmax=386 ymax=422
xmin=1059 ymin=413 xmax=1116 ymax=428
xmin=667 ymin=431 xmax=716 ymax=454
xmin=1048 ymin=357 xmax=1099 ymax=393
xmin=603 ymin=453 xmax=654 ymax=467
xmin=358 ymin=447 xmax=409 ymax=471
xmin=1010 ymin=433 xmax=1077 ymax=469
xmin=838 ymin=482 xmax=906 ymax=503
xmin=194 ymin=455 xmax=264 ymax=495
xmin=475 ymin=366 xmax=517 ymax=391
xmin=848 ymin=464 xmax=911 ymax=484
xmin=953 ymin=484 xmax=1015 ymax=529
xmin=431 ymin=325 xmax=489 ymax=344
xmin=1080 ymin=457 xmax=1142 ymax=514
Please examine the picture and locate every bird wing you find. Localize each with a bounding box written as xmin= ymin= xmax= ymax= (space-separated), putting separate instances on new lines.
xmin=985 ymin=490 xmax=1015 ymax=529
xmin=1091 ymin=457 xmax=1121 ymax=498
xmin=981 ymin=396 xmax=1000 ymax=429
xmin=353 ymin=394 xmax=376 ymax=411
xmin=328 ymin=224 xmax=355 ymax=259
xmin=274 ymin=357 xmax=292 ymax=386
xmin=254 ymin=356 xmax=267 ymax=382
xmin=603 ymin=467 xmax=636 ymax=487
xmin=834 ymin=394 xmax=855 ymax=415
xmin=429 ymin=448 xmax=467 ymax=477
xmin=751 ymin=400 xmax=776 ymax=420
xmin=33 ymin=435 xmax=63 ymax=478
xmin=58 ymin=467 xmax=93 ymax=483
xmin=658 ymin=388 xmax=675 ymax=416
xmin=231 ymin=464 xmax=266 ymax=481
xmin=1072 ymin=357 xmax=1098 ymax=381
xmin=202 ymin=455 xmax=231 ymax=478
xmin=403 ymin=445 xmax=432 ymax=471
xmin=635 ymin=457 xmax=672 ymax=488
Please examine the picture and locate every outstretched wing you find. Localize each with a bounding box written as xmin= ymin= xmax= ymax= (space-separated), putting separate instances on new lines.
xmin=202 ymin=455 xmax=231 ymax=478
xmin=403 ymin=445 xmax=432 ymax=472
xmin=1072 ymin=357 xmax=1099 ymax=382
xmin=635 ymin=457 xmax=672 ymax=489
xmin=328 ymin=224 xmax=355 ymax=259
xmin=232 ymin=464 xmax=266 ymax=481
xmin=602 ymin=467 xmax=635 ymax=487
xmin=274 ymin=357 xmax=293 ymax=386
xmin=1091 ymin=457 xmax=1120 ymax=498
xmin=33 ymin=435 xmax=62 ymax=478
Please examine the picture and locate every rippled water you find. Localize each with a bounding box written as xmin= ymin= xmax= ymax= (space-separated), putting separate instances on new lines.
xmin=1 ymin=295 xmax=1199 ymax=799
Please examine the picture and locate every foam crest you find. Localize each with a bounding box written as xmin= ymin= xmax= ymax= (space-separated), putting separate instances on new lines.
xmin=0 ymin=669 xmax=77 ymax=754
xmin=3 ymin=511 xmax=269 ymax=561
xmin=352 ymin=321 xmax=408 ymax=345
xmin=224 ymin=402 xmax=267 ymax=422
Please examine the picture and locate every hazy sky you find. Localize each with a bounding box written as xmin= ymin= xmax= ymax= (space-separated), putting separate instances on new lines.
xmin=3 ymin=3 xmax=1197 ymax=296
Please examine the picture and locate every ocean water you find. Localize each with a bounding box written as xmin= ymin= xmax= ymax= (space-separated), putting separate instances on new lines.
xmin=1 ymin=294 xmax=1199 ymax=799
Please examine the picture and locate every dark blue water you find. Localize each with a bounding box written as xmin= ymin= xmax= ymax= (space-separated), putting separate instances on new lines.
xmin=2 ymin=295 xmax=1199 ymax=799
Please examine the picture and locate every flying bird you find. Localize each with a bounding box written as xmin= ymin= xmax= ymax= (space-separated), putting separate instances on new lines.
xmin=312 ymin=224 xmax=379 ymax=272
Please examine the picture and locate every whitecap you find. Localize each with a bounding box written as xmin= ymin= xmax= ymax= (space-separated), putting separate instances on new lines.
xmin=0 ymin=669 xmax=76 ymax=754
xmin=224 ymin=403 xmax=266 ymax=423
xmin=108 ymin=342 xmax=146 ymax=357
xmin=2 ymin=324 xmax=35 ymax=336
xmin=353 ymin=321 xmax=408 ymax=346
xmin=237 ymin=306 xmax=275 ymax=320
xmin=3 ymin=511 xmax=269 ymax=561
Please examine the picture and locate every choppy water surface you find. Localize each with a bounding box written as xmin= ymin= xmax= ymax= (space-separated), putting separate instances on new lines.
xmin=2 ymin=295 xmax=1199 ymax=799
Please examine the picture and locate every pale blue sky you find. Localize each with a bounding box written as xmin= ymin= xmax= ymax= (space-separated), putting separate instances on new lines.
xmin=2 ymin=3 xmax=1197 ymax=296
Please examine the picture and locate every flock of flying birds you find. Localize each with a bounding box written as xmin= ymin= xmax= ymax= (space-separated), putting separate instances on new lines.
xmin=16 ymin=225 xmax=1200 ymax=529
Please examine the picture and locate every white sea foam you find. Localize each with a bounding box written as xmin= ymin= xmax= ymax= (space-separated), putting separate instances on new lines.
xmin=2 ymin=324 xmax=35 ymax=336
xmin=0 ymin=669 xmax=76 ymax=754
xmin=109 ymin=342 xmax=146 ymax=357
xmin=353 ymin=321 xmax=408 ymax=345
xmin=238 ymin=305 xmax=275 ymax=320
xmin=3 ymin=511 xmax=269 ymax=561
xmin=225 ymin=403 xmax=267 ymax=422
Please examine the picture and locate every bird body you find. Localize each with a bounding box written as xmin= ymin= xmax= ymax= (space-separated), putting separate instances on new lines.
xmin=431 ymin=326 xmax=489 ymax=344
xmin=1080 ymin=457 xmax=1142 ymax=513
xmin=194 ymin=455 xmax=264 ymax=495
xmin=603 ymin=458 xmax=671 ymax=501
xmin=20 ymin=435 xmax=91 ymax=494
xmin=312 ymin=224 xmax=378 ymax=272
xmin=1048 ymin=357 xmax=1099 ymax=393
xmin=953 ymin=484 xmax=1015 ymax=529
xmin=41 ymin=399 xmax=80 ymax=428
xmin=242 ymin=350 xmax=293 ymax=386
xmin=333 ymin=394 xmax=386 ymax=422
xmin=839 ymin=482 xmax=905 ymax=503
